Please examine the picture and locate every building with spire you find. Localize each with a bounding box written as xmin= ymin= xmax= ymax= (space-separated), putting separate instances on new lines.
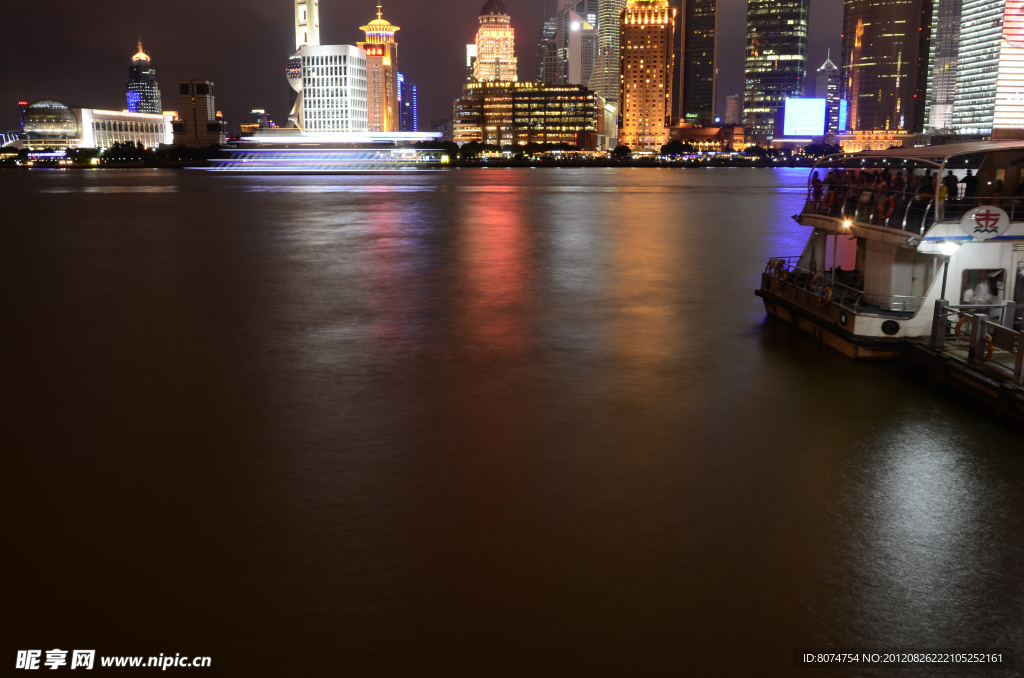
xmin=126 ymin=40 xmax=162 ymax=115
xmin=815 ymin=51 xmax=840 ymax=134
xmin=743 ymin=0 xmax=809 ymax=145
xmin=358 ymin=4 xmax=400 ymax=132
xmin=618 ymin=0 xmax=676 ymax=149
xmin=474 ymin=0 xmax=518 ymax=82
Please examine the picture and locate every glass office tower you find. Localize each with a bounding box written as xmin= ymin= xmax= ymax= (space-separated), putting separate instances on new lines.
xmin=680 ymin=0 xmax=718 ymax=124
xmin=743 ymin=0 xmax=809 ymax=144
xmin=126 ymin=41 xmax=162 ymax=115
xmin=840 ymin=0 xmax=931 ymax=134
xmin=924 ymin=0 xmax=962 ymax=132
xmin=952 ymin=0 xmax=1024 ymax=135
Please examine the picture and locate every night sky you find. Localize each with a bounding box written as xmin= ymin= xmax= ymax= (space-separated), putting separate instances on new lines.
xmin=0 ymin=0 xmax=842 ymax=133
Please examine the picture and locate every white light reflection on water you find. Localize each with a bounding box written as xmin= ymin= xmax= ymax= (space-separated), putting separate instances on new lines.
xmin=854 ymin=419 xmax=992 ymax=644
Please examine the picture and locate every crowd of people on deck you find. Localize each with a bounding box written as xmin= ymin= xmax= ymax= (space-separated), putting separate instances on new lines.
xmin=808 ymin=165 xmax=1022 ymax=228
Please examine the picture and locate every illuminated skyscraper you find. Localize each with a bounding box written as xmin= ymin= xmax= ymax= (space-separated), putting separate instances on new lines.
xmin=815 ymin=52 xmax=840 ymax=134
xmin=126 ymin=41 xmax=162 ymax=115
xmin=743 ymin=0 xmax=809 ymax=144
xmin=618 ymin=0 xmax=676 ymax=149
xmin=294 ymin=0 xmax=320 ymax=49
xmin=589 ymin=0 xmax=627 ymax=102
xmin=680 ymin=0 xmax=718 ymax=125
xmin=398 ymin=72 xmax=418 ymax=132
xmin=538 ymin=16 xmax=558 ymax=81
xmin=725 ymin=93 xmax=741 ymax=124
xmin=839 ymin=0 xmax=931 ymax=134
xmin=358 ymin=4 xmax=400 ymax=132
xmin=952 ymin=0 xmax=1024 ymax=135
xmin=924 ymin=0 xmax=962 ymax=133
xmin=172 ymin=80 xmax=225 ymax=146
xmin=474 ymin=0 xmax=518 ymax=82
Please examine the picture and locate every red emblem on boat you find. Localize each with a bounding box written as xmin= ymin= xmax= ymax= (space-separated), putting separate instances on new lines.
xmin=973 ymin=209 xmax=1001 ymax=233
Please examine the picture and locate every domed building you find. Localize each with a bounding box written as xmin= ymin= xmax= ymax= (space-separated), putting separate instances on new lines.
xmin=474 ymin=0 xmax=517 ymax=82
xmin=23 ymin=100 xmax=79 ymax=140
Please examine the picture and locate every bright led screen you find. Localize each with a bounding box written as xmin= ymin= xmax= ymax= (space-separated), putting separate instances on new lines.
xmin=838 ymin=99 xmax=848 ymax=132
xmin=783 ymin=98 xmax=826 ymax=137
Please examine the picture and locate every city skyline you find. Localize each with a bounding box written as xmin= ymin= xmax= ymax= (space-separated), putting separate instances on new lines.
xmin=0 ymin=0 xmax=843 ymax=134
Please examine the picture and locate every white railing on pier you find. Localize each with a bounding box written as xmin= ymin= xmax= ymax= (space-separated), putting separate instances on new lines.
xmin=929 ymin=302 xmax=1024 ymax=386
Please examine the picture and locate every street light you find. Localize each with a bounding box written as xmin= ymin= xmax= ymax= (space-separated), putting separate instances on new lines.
xmin=938 ymin=240 xmax=961 ymax=300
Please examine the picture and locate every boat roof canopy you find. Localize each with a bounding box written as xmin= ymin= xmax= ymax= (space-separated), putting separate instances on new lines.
xmin=849 ymin=140 xmax=1024 ymax=163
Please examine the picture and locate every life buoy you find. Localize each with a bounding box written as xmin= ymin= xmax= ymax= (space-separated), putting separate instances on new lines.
xmin=954 ymin=315 xmax=969 ymax=337
xmin=818 ymin=286 xmax=833 ymax=308
xmin=877 ymin=197 xmax=895 ymax=220
xmin=822 ymin=192 xmax=835 ymax=210
xmin=983 ymin=334 xmax=995 ymax=361
xmin=775 ymin=268 xmax=788 ymax=286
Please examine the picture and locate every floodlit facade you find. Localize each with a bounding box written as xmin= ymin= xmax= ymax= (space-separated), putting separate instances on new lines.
xmin=924 ymin=0 xmax=962 ymax=132
xmin=358 ymin=5 xmax=400 ymax=132
xmin=952 ymin=0 xmax=1024 ymax=136
xmin=453 ymin=81 xmax=601 ymax=148
xmin=680 ymin=0 xmax=718 ymax=125
xmin=618 ymin=0 xmax=676 ymax=149
xmin=126 ymin=41 xmax=162 ymax=114
xmin=474 ymin=0 xmax=518 ymax=82
xmin=743 ymin=0 xmax=809 ymax=144
xmin=78 ymin=109 xmax=173 ymax=149
xmin=286 ymin=45 xmax=369 ymax=133
xmin=839 ymin=0 xmax=931 ymax=134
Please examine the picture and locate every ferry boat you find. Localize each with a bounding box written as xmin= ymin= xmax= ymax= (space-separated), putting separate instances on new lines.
xmin=756 ymin=141 xmax=1024 ymax=359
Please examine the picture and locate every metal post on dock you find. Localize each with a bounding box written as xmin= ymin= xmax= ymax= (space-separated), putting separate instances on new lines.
xmin=930 ymin=300 xmax=948 ymax=350
xmin=968 ymin=314 xmax=988 ymax=366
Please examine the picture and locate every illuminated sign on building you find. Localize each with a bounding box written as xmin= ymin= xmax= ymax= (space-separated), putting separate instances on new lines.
xmin=838 ymin=99 xmax=848 ymax=132
xmin=783 ymin=98 xmax=826 ymax=137
xmin=1005 ymin=0 xmax=1024 ymax=48
xmin=364 ymin=46 xmax=385 ymax=57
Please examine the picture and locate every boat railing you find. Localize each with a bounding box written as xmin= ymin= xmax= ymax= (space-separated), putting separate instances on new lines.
xmin=766 ymin=259 xmax=927 ymax=315
xmin=801 ymin=186 xmax=935 ymax=234
xmin=929 ymin=302 xmax=1024 ymax=385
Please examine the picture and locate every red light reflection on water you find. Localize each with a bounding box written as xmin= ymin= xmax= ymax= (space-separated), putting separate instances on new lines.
xmin=461 ymin=191 xmax=532 ymax=353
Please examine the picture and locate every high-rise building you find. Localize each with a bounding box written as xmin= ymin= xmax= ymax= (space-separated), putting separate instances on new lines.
xmin=815 ymin=52 xmax=840 ymax=134
xmin=551 ymin=0 xmax=600 ymax=86
xmin=126 ymin=41 xmax=163 ymax=115
xmin=618 ymin=0 xmax=676 ymax=149
xmin=743 ymin=0 xmax=809 ymax=144
xmin=680 ymin=0 xmax=718 ymax=125
xmin=589 ymin=0 xmax=627 ymax=103
xmin=286 ymin=45 xmax=368 ymax=132
xmin=398 ymin=73 xmax=418 ymax=132
xmin=294 ymin=0 xmax=320 ymax=49
xmin=924 ymin=0 xmax=962 ymax=133
xmin=172 ymin=80 xmax=226 ymax=146
xmin=358 ymin=4 xmax=400 ymax=132
xmin=840 ymin=0 xmax=931 ymax=134
xmin=538 ymin=16 xmax=558 ymax=81
xmin=474 ymin=0 xmax=518 ymax=82
xmin=951 ymin=0 xmax=1024 ymax=136
xmin=466 ymin=44 xmax=478 ymax=81
xmin=725 ymin=93 xmax=741 ymax=125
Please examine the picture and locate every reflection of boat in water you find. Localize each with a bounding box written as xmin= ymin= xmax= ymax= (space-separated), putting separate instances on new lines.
xmin=756 ymin=141 xmax=1024 ymax=364
xmin=195 ymin=130 xmax=448 ymax=173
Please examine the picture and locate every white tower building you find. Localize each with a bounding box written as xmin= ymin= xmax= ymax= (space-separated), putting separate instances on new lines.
xmin=295 ymin=0 xmax=320 ymax=49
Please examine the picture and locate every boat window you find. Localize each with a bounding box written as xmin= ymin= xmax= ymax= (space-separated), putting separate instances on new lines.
xmin=960 ymin=269 xmax=1006 ymax=305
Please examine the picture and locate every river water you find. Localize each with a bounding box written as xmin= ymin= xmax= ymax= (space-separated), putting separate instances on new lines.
xmin=4 ymin=168 xmax=1022 ymax=676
